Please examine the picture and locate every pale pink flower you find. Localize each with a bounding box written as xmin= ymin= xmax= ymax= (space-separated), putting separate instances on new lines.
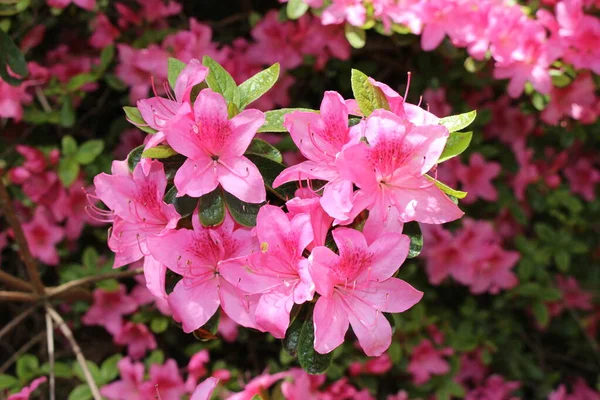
xmin=139 ymin=359 xmax=186 ymax=400
xmin=220 ymin=205 xmax=314 ymax=338
xmin=456 ymin=153 xmax=501 ymax=204
xmin=281 ymin=368 xmax=326 ymax=399
xmin=163 ymin=89 xmax=266 ymax=203
xmin=113 ymin=322 xmax=157 ymax=359
xmin=420 ymin=0 xmax=459 ymax=51
xmin=564 ymin=158 xmax=600 ymax=201
xmin=407 ymin=339 xmax=453 ymax=384
xmin=7 ymin=377 xmax=46 ymax=400
xmin=465 ymin=374 xmax=520 ymax=400
xmin=227 ymin=372 xmax=289 ymax=400
xmin=309 ymin=228 xmax=422 ymax=356
xmin=22 ymin=206 xmax=64 ymax=266
xmin=82 ymin=285 xmax=138 ymax=334
xmin=191 ymin=377 xmax=219 ymax=400
xmin=321 ymin=0 xmax=367 ymax=27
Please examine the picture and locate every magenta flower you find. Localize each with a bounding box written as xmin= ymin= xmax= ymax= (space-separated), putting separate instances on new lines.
xmin=163 ymin=89 xmax=266 ymax=203
xmin=89 ymin=14 xmax=120 ymax=49
xmin=220 ymin=205 xmax=315 ymax=338
xmin=22 ymin=206 xmax=64 ymax=266
xmin=46 ymin=0 xmax=95 ymax=11
xmin=337 ymin=110 xmax=463 ymax=227
xmin=101 ymin=358 xmax=145 ymax=400
xmin=407 ymin=339 xmax=453 ymax=384
xmin=146 ymin=211 xmax=258 ymax=333
xmin=113 ymin=322 xmax=157 ymax=360
xmin=465 ymin=375 xmax=520 ymax=400
xmin=273 ymin=91 xmax=360 ymax=220
xmin=7 ymin=377 xmax=47 ymax=400
xmin=308 ymin=228 xmax=422 ymax=356
xmin=564 ymin=158 xmax=600 ymax=201
xmin=82 ymin=285 xmax=138 ymax=335
xmin=456 ymin=153 xmax=501 ymax=204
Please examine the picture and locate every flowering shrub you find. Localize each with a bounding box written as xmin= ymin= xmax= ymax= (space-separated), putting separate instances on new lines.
xmin=0 ymin=1 xmax=599 ymax=400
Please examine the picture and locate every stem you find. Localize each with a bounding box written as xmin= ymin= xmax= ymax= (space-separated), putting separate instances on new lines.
xmin=46 ymin=305 xmax=102 ymax=400
xmin=45 ymin=309 xmax=56 ymax=400
xmin=0 ymin=270 xmax=33 ymax=292
xmin=0 ymin=177 xmax=45 ymax=294
xmin=0 ymin=332 xmax=45 ymax=374
xmin=0 ymin=290 xmax=37 ymax=302
xmin=46 ymin=268 xmax=144 ymax=298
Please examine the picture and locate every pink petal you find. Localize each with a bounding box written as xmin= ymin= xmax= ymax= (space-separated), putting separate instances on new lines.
xmin=273 ymin=160 xmax=339 ymax=187
xmin=218 ymin=278 xmax=259 ymax=329
xmin=168 ymin=278 xmax=220 ymax=333
xmin=356 ymin=278 xmax=423 ymax=313
xmin=347 ymin=306 xmax=392 ymax=356
xmin=360 ymin=233 xmax=409 ymax=281
xmin=255 ymin=289 xmax=294 ymax=339
xmin=174 ymin=59 xmax=208 ymax=103
xmin=308 ymin=246 xmax=338 ymax=297
xmin=217 ymin=156 xmax=266 ymax=203
xmin=191 ymin=377 xmax=219 ymax=400
xmin=321 ymin=179 xmax=354 ymax=221
xmin=143 ymin=255 xmax=167 ymax=299
xmin=174 ymin=157 xmax=219 ymax=198
xmin=223 ymin=109 xmax=266 ymax=158
xmin=313 ymin=295 xmax=349 ymax=354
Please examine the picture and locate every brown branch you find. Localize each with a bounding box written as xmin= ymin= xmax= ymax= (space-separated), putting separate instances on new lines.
xmin=0 ymin=290 xmax=38 ymax=302
xmin=46 ymin=268 xmax=144 ymax=298
xmin=0 ymin=176 xmax=45 ymax=294
xmin=46 ymin=305 xmax=102 ymax=400
xmin=0 ymin=305 xmax=38 ymax=341
xmin=0 ymin=270 xmax=33 ymax=292
xmin=0 ymin=331 xmax=45 ymax=374
xmin=45 ymin=310 xmax=56 ymax=400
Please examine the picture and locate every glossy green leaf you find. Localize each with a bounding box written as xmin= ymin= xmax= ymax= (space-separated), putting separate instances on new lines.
xmin=123 ymin=106 xmax=157 ymax=134
xmin=58 ymin=157 xmax=80 ymax=187
xmin=297 ymin=309 xmax=333 ymax=374
xmin=223 ymin=191 xmax=262 ymax=227
xmin=245 ymin=138 xmax=283 ymax=163
xmin=283 ymin=315 xmax=304 ymax=356
xmin=199 ymin=189 xmax=225 ymax=227
xmin=0 ymin=29 xmax=28 ymax=85
xmin=66 ymin=73 xmax=98 ymax=92
xmin=350 ymin=69 xmax=389 ymax=117
xmin=61 ymin=135 xmax=78 ymax=156
xmin=68 ymin=384 xmax=92 ymax=400
xmin=202 ymin=55 xmax=240 ymax=106
xmin=439 ymin=110 xmax=476 ymax=133
xmin=97 ymin=44 xmax=114 ymax=74
xmin=437 ymin=131 xmax=473 ymax=163
xmin=246 ymin=154 xmax=297 ymax=200
xmin=73 ymin=360 xmax=101 ymax=384
xmin=127 ymin=145 xmax=145 ymax=172
xmin=258 ymin=108 xmax=317 ymax=133
xmin=425 ymin=175 xmax=468 ymax=199
xmin=239 ymin=63 xmax=280 ymax=109
xmin=168 ymin=57 xmax=187 ymax=90
xmin=286 ymin=0 xmax=309 ymax=19
xmin=403 ymin=222 xmax=423 ymax=259
xmin=100 ymin=354 xmax=122 ymax=384
xmin=164 ymin=186 xmax=198 ymax=218
xmin=142 ymin=145 xmax=178 ymax=159
xmin=76 ymin=140 xmax=104 ymax=165
xmin=345 ymin=23 xmax=366 ymax=49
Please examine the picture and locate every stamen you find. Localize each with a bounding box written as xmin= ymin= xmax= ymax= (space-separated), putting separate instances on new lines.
xmin=404 ymin=72 xmax=412 ymax=100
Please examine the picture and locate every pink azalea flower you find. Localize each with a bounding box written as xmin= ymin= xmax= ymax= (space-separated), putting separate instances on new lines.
xmin=163 ymin=89 xmax=266 ymax=203
xmin=218 ymin=312 xmax=240 ymax=342
xmin=7 ymin=377 xmax=46 ymax=400
xmin=298 ymin=15 xmax=351 ymax=70
xmin=455 ymin=350 xmax=488 ymax=386
xmin=137 ymin=0 xmax=182 ymax=23
xmin=52 ymin=179 xmax=98 ymax=240
xmin=89 ymin=14 xmax=120 ymax=49
xmin=309 ymin=228 xmax=422 ymax=356
xmin=191 ymin=377 xmax=219 ymax=400
xmin=101 ymin=358 xmax=145 ymax=400
xmin=423 ymin=87 xmax=452 ymax=117
xmin=163 ymin=19 xmax=219 ymax=64
xmin=0 ymin=63 xmax=48 ymax=121
xmin=549 ymin=378 xmax=600 ymax=400
xmin=321 ymin=0 xmax=367 ymax=27
xmin=82 ymin=285 xmax=138 ymax=334
xmin=485 ymin=96 xmax=535 ymax=145
xmin=273 ymin=91 xmax=360 ymax=220
xmin=456 ymin=153 xmax=501 ymax=204
xmin=116 ymin=44 xmax=169 ymax=101
xmin=407 ymin=339 xmax=453 ymax=384
xmin=337 ymin=109 xmax=464 ymax=227
xmin=286 ymin=188 xmax=334 ymax=251
xmin=420 ymin=0 xmax=459 ymax=51
xmin=185 ymin=350 xmax=210 ymax=391
xmin=227 ymin=371 xmax=289 ymax=400
xmin=146 ymin=211 xmax=258 ymax=333
xmin=93 ymin=159 xmax=180 ymax=269
xmin=139 ymin=359 xmax=186 ymax=400
xmin=9 ymin=146 xmax=61 ymax=207
xmin=20 ymin=25 xmax=46 ymax=53
xmin=349 ymin=354 xmax=393 ymax=376
xmin=564 ymin=158 xmax=600 ymax=201
xmin=465 ymin=374 xmax=520 ymax=400
xmin=548 ymin=274 xmax=594 ymax=316
xmin=113 ymin=322 xmax=157 ymax=359
xmin=22 ymin=206 xmax=64 ymax=266
xmin=468 ymin=245 xmax=520 ymax=295
xmin=542 ymin=73 xmax=598 ymax=125
xmin=387 ymin=391 xmax=410 ymax=400
xmin=46 ymin=0 xmax=95 ymax=11
xmin=281 ymin=368 xmax=326 ymax=399
xmin=220 ymin=205 xmax=314 ymax=338
xmin=511 ymin=141 xmax=540 ymax=200
xmin=373 ymin=0 xmax=424 ymax=34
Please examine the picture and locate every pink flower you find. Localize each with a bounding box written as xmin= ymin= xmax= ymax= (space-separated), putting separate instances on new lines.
xmin=22 ymin=207 xmax=64 ymax=266
xmin=47 ymin=0 xmax=95 ymax=11
xmin=7 ymin=377 xmax=46 ymax=400
xmin=185 ymin=350 xmax=210 ymax=391
xmin=220 ymin=205 xmax=314 ymax=338
xmin=337 ymin=109 xmax=463 ymax=227
xmin=0 ymin=64 xmax=48 ymax=121
xmin=548 ymin=275 xmax=594 ymax=316
xmin=455 ymin=350 xmax=488 ymax=386
xmin=542 ymin=73 xmax=598 ymax=125
xmin=228 ymin=371 xmax=289 ymax=400
xmin=191 ymin=377 xmax=219 ymax=400
xmin=218 ymin=312 xmax=240 ymax=342
xmin=564 ymin=158 xmax=600 ymax=201
xmin=82 ymin=285 xmax=138 ymax=334
xmin=309 ymin=228 xmax=422 ymax=356
xmin=407 ymin=339 xmax=453 ymax=384
xmin=139 ymin=359 xmax=186 ymax=400
xmin=465 ymin=374 xmax=520 ymax=400
xmin=113 ymin=322 xmax=157 ymax=359
xmin=116 ymin=44 xmax=169 ymax=101
xmin=9 ymin=146 xmax=61 ymax=206
xmin=456 ymin=153 xmax=501 ymax=204
xmin=146 ymin=211 xmax=258 ymax=333
xmin=281 ymin=368 xmax=326 ymax=399
xmin=387 ymin=391 xmax=410 ymax=400
xmin=89 ymin=14 xmax=120 ymax=49
xmin=274 ymin=91 xmax=359 ymax=221
xmin=52 ymin=179 xmax=98 ymax=240
xmin=349 ymin=354 xmax=393 ymax=376
xmin=286 ymin=188 xmax=334 ymax=251
xmin=423 ymin=87 xmax=452 ymax=117
xmin=163 ymin=19 xmax=219 ymax=64
xmin=93 ymin=159 xmax=180 ymax=269
xmin=101 ymin=358 xmax=145 ymax=400
xmin=321 ymin=0 xmax=367 ymax=27
xmin=420 ymin=0 xmax=458 ymax=51
xmin=511 ymin=141 xmax=540 ymax=200
xmin=298 ymin=15 xmax=351 ymax=70
xmin=137 ymin=0 xmax=182 ymax=23
xmin=163 ymin=89 xmax=266 ymax=203
xmin=549 ymin=378 xmax=600 ymax=400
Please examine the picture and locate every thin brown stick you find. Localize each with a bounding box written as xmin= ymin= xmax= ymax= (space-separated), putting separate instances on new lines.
xmin=0 ymin=305 xmax=38 ymax=341
xmin=0 ymin=270 xmax=33 ymax=292
xmin=0 ymin=177 xmax=45 ymax=294
xmin=45 ymin=268 xmax=144 ymax=298
xmin=45 ymin=308 xmax=55 ymax=400
xmin=46 ymin=305 xmax=101 ymax=400
xmin=0 ymin=332 xmax=45 ymax=374
xmin=0 ymin=290 xmax=37 ymax=302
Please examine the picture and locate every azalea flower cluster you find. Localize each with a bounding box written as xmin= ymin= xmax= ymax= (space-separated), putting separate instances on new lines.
xmin=283 ymin=0 xmax=600 ymax=110
xmin=90 ymin=57 xmax=472 ymax=361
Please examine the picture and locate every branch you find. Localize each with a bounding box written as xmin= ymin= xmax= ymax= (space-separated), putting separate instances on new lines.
xmin=0 ymin=290 xmax=37 ymax=302
xmin=0 ymin=176 xmax=45 ymax=294
xmin=0 ymin=332 xmax=45 ymax=374
xmin=46 ymin=305 xmax=102 ymax=400
xmin=0 ymin=305 xmax=38 ymax=341
xmin=0 ymin=270 xmax=33 ymax=291
xmin=46 ymin=268 xmax=144 ymax=298
xmin=45 ymin=309 xmax=56 ymax=400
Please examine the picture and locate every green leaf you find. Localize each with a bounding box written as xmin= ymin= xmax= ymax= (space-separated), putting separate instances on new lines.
xmin=344 ymin=23 xmax=366 ymax=49
xmin=199 ymin=189 xmax=225 ymax=227
xmin=144 ymin=350 xmax=164 ymax=369
xmin=68 ymin=384 xmax=92 ymax=400
xmin=76 ymin=140 xmax=104 ymax=165
xmin=555 ymin=251 xmax=570 ymax=272
xmin=251 ymin=395 xmax=263 ymax=400
xmin=100 ymin=354 xmax=122 ymax=384
xmin=403 ymin=222 xmax=423 ymax=259
xmin=60 ymin=97 xmax=76 ymax=128
xmin=297 ymin=309 xmax=333 ymax=374
xmin=238 ymin=63 xmax=280 ymax=109
xmin=16 ymin=354 xmax=39 ymax=381
xmin=532 ymin=300 xmax=550 ymax=328
xmin=258 ymin=108 xmax=317 ymax=133
xmin=150 ymin=316 xmax=170 ymax=334
xmin=164 ymin=186 xmax=198 ymax=218
xmin=202 ymin=55 xmax=240 ymax=106
xmin=62 ymin=135 xmax=78 ymax=156
xmin=245 ymin=138 xmax=283 ymax=163
xmin=388 ymin=342 xmax=402 ymax=364
xmin=350 ymin=69 xmax=389 ymax=117
xmin=286 ymin=0 xmax=309 ymax=19
xmin=168 ymin=57 xmax=187 ymax=90
xmin=73 ymin=361 xmax=101 ymax=384
xmin=0 ymin=29 xmax=28 ymax=86
xmin=0 ymin=374 xmax=18 ymax=390
xmin=123 ymin=106 xmax=158 ymax=134
xmin=142 ymin=145 xmax=178 ymax=159
xmin=425 ymin=175 xmax=468 ymax=199
xmin=66 ymin=73 xmax=97 ymax=92
xmin=437 ymin=131 xmax=473 ymax=163
xmin=97 ymin=44 xmax=114 ymax=74
xmin=127 ymin=145 xmax=145 ymax=172
xmin=283 ymin=315 xmax=304 ymax=356
xmin=439 ymin=110 xmax=477 ymax=133
xmin=58 ymin=157 xmax=80 ymax=187
xmin=223 ymin=191 xmax=262 ymax=227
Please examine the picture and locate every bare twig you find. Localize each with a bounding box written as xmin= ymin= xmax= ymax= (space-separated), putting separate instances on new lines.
xmin=0 ymin=177 xmax=45 ymax=294
xmin=0 ymin=270 xmax=33 ymax=292
xmin=46 ymin=268 xmax=144 ymax=299
xmin=0 ymin=305 xmax=38 ymax=341
xmin=45 ymin=309 xmax=56 ymax=400
xmin=0 ymin=290 xmax=37 ymax=302
xmin=46 ymin=305 xmax=101 ymax=400
xmin=0 ymin=332 xmax=45 ymax=374
xmin=35 ymin=87 xmax=52 ymax=113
